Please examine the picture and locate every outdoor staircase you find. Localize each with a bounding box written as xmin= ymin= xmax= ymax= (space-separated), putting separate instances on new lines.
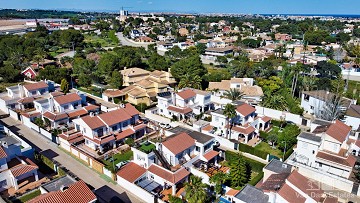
xmin=154 ymin=149 xmax=171 ymax=170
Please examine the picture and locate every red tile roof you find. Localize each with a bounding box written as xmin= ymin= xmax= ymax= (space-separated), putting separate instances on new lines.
xmin=133 ymin=123 xmax=147 ymax=131
xmin=236 ymin=103 xmax=256 ymax=116
xmin=0 ymin=147 xmax=7 ymax=159
xmin=11 ymin=165 xmax=38 ymax=178
xmin=67 ymin=109 xmax=88 ymax=119
xmin=323 ymin=195 xmax=338 ymax=203
xmin=226 ymin=124 xmax=255 ymax=135
xmin=18 ymin=97 xmax=34 ymax=104
xmin=316 ymin=151 xmax=356 ymax=167
xmin=87 ymin=135 xmax=115 ymax=145
xmin=115 ymin=128 xmax=135 ymax=140
xmin=278 ymin=183 xmax=306 ymax=203
xmin=59 ymin=132 xmax=84 ymax=144
xmin=162 ymin=133 xmax=195 ymax=155
xmin=261 ymin=116 xmax=271 ymax=123
xmin=167 ymin=106 xmax=192 ymax=114
xmin=54 ymin=93 xmax=81 ymax=105
xmin=81 ymin=115 xmax=106 ymax=130
xmin=116 ymin=162 xmax=146 ymax=183
xmin=148 ymin=164 xmax=190 ymax=184
xmin=43 ymin=111 xmax=68 ymax=121
xmin=50 ymin=92 xmax=64 ymax=97
xmin=225 ymin=188 xmax=239 ymax=196
xmin=98 ymin=109 xmax=132 ymax=127
xmin=24 ymin=81 xmax=48 ymax=91
xmin=27 ymin=180 xmax=97 ymax=203
xmin=123 ymin=103 xmax=140 ymax=117
xmin=287 ymin=170 xmax=323 ymax=202
xmin=84 ymin=104 xmax=99 ymax=112
xmin=177 ymin=89 xmax=196 ymax=100
xmin=21 ymin=112 xmax=41 ymax=118
xmin=325 ymin=120 xmax=351 ymax=143
xmin=203 ymin=150 xmax=219 ymax=161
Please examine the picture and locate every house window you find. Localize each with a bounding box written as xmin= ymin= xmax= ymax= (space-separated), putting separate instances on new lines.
xmin=304 ymin=94 xmax=310 ymax=101
xmin=310 ymin=106 xmax=314 ymax=110
xmin=32 ymin=91 xmax=36 ymax=95
xmin=97 ymin=129 xmax=104 ymax=137
xmin=319 ymin=162 xmax=322 ymax=167
xmin=150 ymin=175 xmax=154 ymax=179
xmin=64 ymin=105 xmax=69 ymax=110
xmin=195 ymin=146 xmax=200 ymax=152
xmin=0 ymin=180 xmax=6 ymax=187
xmin=112 ymin=125 xmax=118 ymax=132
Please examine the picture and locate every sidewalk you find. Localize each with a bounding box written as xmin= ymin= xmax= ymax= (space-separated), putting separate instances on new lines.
xmin=0 ymin=116 xmax=144 ymax=203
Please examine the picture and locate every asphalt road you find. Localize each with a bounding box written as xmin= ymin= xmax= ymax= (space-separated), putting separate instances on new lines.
xmin=116 ymin=32 xmax=153 ymax=50
xmin=0 ymin=115 xmax=144 ymax=203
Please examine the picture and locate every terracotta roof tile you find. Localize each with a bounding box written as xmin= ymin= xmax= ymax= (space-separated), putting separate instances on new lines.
xmin=261 ymin=116 xmax=271 ymax=123
xmin=54 ymin=93 xmax=81 ymax=105
xmin=177 ymin=89 xmax=196 ymax=100
xmin=236 ymin=103 xmax=255 ymax=116
xmin=226 ymin=124 xmax=255 ymax=135
xmin=123 ymin=103 xmax=140 ymax=117
xmin=278 ymin=183 xmax=306 ymax=203
xmin=225 ymin=188 xmax=240 ymax=196
xmin=67 ymin=109 xmax=88 ymax=119
xmin=260 ymin=173 xmax=289 ymax=192
xmin=316 ymin=151 xmax=356 ymax=167
xmin=84 ymin=104 xmax=99 ymax=112
xmin=148 ymin=164 xmax=190 ymax=184
xmin=24 ymin=81 xmax=48 ymax=91
xmin=11 ymin=165 xmax=38 ymax=178
xmin=81 ymin=115 xmax=106 ymax=130
xmin=0 ymin=147 xmax=7 ymax=159
xmin=103 ymin=89 xmax=125 ymax=97
xmin=98 ymin=109 xmax=132 ymax=127
xmin=59 ymin=133 xmax=84 ymax=144
xmin=27 ymin=180 xmax=96 ymax=203
xmin=115 ymin=128 xmax=135 ymax=140
xmin=287 ymin=170 xmax=323 ymax=202
xmin=203 ymin=150 xmax=219 ymax=161
xmin=18 ymin=97 xmax=34 ymax=104
xmin=167 ymin=106 xmax=192 ymax=114
xmin=323 ymin=195 xmax=338 ymax=203
xmin=43 ymin=111 xmax=68 ymax=121
xmin=325 ymin=120 xmax=351 ymax=143
xmin=162 ymin=133 xmax=195 ymax=155
xmin=116 ymin=162 xmax=146 ymax=183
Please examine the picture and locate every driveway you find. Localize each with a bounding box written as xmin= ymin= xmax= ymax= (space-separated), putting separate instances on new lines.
xmin=0 ymin=116 xmax=144 ymax=203
xmin=116 ymin=32 xmax=154 ymax=50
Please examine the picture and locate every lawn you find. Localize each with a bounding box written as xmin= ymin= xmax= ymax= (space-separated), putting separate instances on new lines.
xmin=254 ymin=141 xmax=283 ymax=158
xmin=17 ymin=189 xmax=41 ymax=203
xmin=84 ymin=34 xmax=117 ymax=47
xmin=49 ymin=48 xmax=68 ymax=57
xmin=77 ymin=87 xmax=102 ymax=97
xmin=139 ymin=142 xmax=156 ymax=153
xmin=102 ymin=150 xmax=133 ymax=172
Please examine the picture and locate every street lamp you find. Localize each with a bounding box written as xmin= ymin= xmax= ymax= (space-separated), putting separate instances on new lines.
xmin=282 ymin=141 xmax=287 ymax=162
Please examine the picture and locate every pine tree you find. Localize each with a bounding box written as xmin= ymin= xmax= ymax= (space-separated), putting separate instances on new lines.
xmin=229 ymin=154 xmax=249 ymax=188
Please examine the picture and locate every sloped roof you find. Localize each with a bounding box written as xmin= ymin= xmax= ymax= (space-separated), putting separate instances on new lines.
xmin=148 ymin=164 xmax=190 ymax=184
xmin=286 ymin=170 xmax=323 ymax=202
xmin=325 ymin=120 xmax=351 ymax=143
xmin=0 ymin=147 xmax=7 ymax=159
xmin=116 ymin=162 xmax=146 ymax=183
xmin=24 ymin=81 xmax=48 ymax=91
xmin=236 ymin=103 xmax=255 ymax=116
xmin=54 ymin=93 xmax=81 ymax=105
xmin=43 ymin=111 xmax=68 ymax=121
xmin=98 ymin=109 xmax=132 ymax=127
xmin=177 ymin=89 xmax=196 ymax=100
xmin=278 ymin=183 xmax=306 ymax=203
xmin=316 ymin=151 xmax=356 ymax=167
xmin=27 ymin=180 xmax=96 ymax=203
xmin=81 ymin=115 xmax=106 ymax=130
xmin=203 ymin=150 xmax=219 ymax=161
xmin=11 ymin=164 xmax=38 ymax=178
xmin=123 ymin=103 xmax=140 ymax=117
xmin=121 ymin=68 xmax=150 ymax=77
xmin=167 ymin=106 xmax=192 ymax=114
xmin=162 ymin=133 xmax=195 ymax=155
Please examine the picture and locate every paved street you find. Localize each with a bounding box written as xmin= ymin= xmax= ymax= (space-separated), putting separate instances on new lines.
xmin=116 ymin=32 xmax=154 ymax=50
xmin=1 ymin=116 xmax=144 ymax=203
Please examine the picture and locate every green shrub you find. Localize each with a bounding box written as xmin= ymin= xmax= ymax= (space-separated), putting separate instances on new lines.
xmin=125 ymin=138 xmax=134 ymax=146
xmin=18 ymin=189 xmax=41 ymax=202
xmin=248 ymin=172 xmax=264 ymax=186
xmin=284 ymin=148 xmax=294 ymax=161
xmin=259 ymin=131 xmax=269 ymax=140
xmin=225 ymin=151 xmax=265 ymax=172
xmin=238 ymin=143 xmax=268 ymax=160
xmin=271 ymin=119 xmax=282 ymax=127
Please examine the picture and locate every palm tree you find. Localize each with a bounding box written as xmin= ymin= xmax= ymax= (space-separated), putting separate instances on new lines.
xmin=223 ymin=104 xmax=236 ymax=139
xmin=222 ymin=88 xmax=244 ymax=101
xmin=178 ymin=74 xmax=202 ymax=89
xmin=209 ymin=172 xmax=227 ymax=196
xmin=261 ymin=93 xmax=287 ymax=111
xmin=302 ymin=76 xmax=317 ymax=91
xmin=33 ymin=48 xmax=47 ymax=67
xmin=185 ymin=175 xmax=208 ymax=203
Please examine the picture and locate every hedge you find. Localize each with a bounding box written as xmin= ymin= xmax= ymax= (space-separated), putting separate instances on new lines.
xmin=248 ymin=172 xmax=264 ymax=186
xmin=18 ymin=189 xmax=41 ymax=203
xmin=225 ymin=151 xmax=265 ymax=173
xmin=238 ymin=142 xmax=268 ymax=160
xmin=35 ymin=152 xmax=54 ymax=170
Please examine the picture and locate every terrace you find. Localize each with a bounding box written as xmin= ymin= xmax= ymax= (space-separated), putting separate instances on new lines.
xmin=192 ymin=159 xmax=229 ymax=177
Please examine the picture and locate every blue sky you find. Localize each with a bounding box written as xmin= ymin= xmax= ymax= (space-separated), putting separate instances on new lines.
xmin=1 ymin=0 xmax=360 ymax=14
